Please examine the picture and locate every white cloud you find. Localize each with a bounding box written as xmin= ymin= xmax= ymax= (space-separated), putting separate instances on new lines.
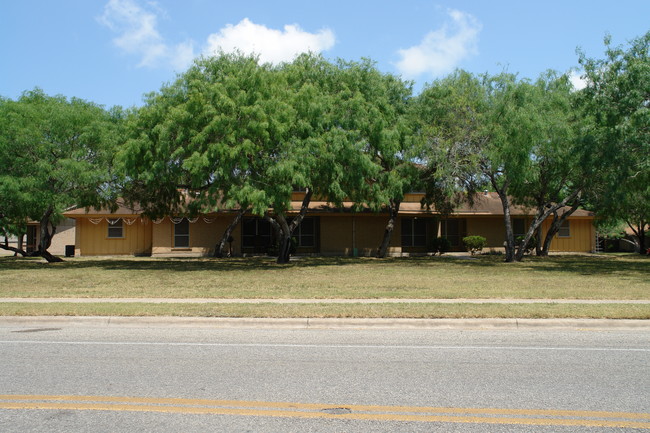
xmin=395 ymin=9 xmax=482 ymax=79
xmin=203 ymin=18 xmax=335 ymax=64
xmin=99 ymin=0 xmax=194 ymax=70
xmin=569 ymin=70 xmax=588 ymax=91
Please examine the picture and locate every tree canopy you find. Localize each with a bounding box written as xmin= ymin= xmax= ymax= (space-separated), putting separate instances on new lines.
xmin=3 ymin=31 xmax=648 ymax=261
xmin=579 ymin=31 xmax=650 ymax=252
xmin=0 ymin=89 xmax=121 ymax=261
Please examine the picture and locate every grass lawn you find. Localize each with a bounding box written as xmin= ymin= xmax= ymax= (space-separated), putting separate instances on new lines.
xmin=1 ymin=253 xmax=648 ymax=299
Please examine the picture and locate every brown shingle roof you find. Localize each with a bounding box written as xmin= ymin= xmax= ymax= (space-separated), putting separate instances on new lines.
xmin=64 ymin=192 xmax=593 ymax=218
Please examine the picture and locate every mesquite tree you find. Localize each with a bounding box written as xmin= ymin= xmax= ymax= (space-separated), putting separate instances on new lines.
xmin=0 ymin=89 xmax=120 ymax=262
xmin=578 ymin=32 xmax=650 ymax=253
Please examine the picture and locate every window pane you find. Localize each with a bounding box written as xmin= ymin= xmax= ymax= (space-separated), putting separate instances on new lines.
xmin=257 ymin=219 xmax=270 ymax=236
xmin=401 ymin=219 xmax=413 ymax=238
xmin=443 ymin=220 xmax=459 ymax=237
xmin=174 ymin=235 xmax=190 ymax=248
xmin=108 ymin=220 xmax=123 ymax=238
xmin=513 ymin=219 xmax=526 ymax=237
xmin=558 ymin=220 xmax=570 ymax=237
xmin=300 ymin=235 xmax=315 ymax=247
xmin=243 ymin=219 xmax=256 ymax=236
xmin=414 ymin=219 xmax=426 ymax=236
xmin=174 ymin=219 xmax=189 ymax=235
xmin=300 ymin=218 xmax=315 ymax=235
xmin=413 ymin=235 xmax=427 ymax=247
xmin=174 ymin=220 xmax=190 ymax=247
xmin=242 ymin=235 xmax=255 ymax=248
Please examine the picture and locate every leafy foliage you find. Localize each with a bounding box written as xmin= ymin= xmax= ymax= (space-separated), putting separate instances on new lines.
xmin=579 ymin=32 xmax=650 ymax=252
xmin=0 ymin=89 xmax=121 ymax=260
xmin=462 ymin=235 xmax=487 ymax=255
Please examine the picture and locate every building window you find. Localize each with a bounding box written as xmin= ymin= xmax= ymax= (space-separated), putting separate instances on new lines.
xmin=107 ymin=219 xmax=123 ymax=238
xmin=513 ymin=218 xmax=526 ymax=238
xmin=558 ymin=220 xmax=571 ymax=238
xmin=242 ymin=218 xmax=272 ymax=250
xmin=441 ymin=219 xmax=463 ymax=247
xmin=174 ymin=219 xmax=190 ymax=248
xmin=402 ymin=218 xmax=427 ymax=247
xmin=293 ymin=217 xmax=316 ymax=247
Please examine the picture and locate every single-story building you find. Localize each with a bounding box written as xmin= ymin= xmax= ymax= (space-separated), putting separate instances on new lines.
xmin=1 ymin=218 xmax=76 ymax=257
xmin=62 ymin=192 xmax=596 ymax=257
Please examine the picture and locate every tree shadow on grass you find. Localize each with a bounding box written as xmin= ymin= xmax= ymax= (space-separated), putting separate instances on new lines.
xmin=0 ymin=254 xmax=498 ymax=272
xmin=0 ymin=254 xmax=646 ymax=276
xmin=516 ymin=254 xmax=649 ymax=276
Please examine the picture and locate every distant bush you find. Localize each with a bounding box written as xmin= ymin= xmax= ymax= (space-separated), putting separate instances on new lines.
xmin=428 ymin=237 xmax=452 ymax=255
xmin=463 ymin=235 xmax=487 ymax=255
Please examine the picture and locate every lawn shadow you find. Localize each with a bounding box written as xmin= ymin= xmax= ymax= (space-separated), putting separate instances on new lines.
xmin=517 ymin=254 xmax=649 ymax=276
xmin=0 ymin=254 xmax=502 ymax=273
xmin=0 ymin=253 xmax=646 ymax=276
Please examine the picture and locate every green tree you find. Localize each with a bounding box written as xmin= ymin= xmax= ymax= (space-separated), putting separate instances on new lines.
xmin=120 ymin=53 xmax=291 ymax=258
xmin=311 ymin=59 xmax=417 ymax=258
xmin=0 ymin=89 xmax=121 ymax=262
xmin=120 ymin=53 xmax=378 ymax=264
xmin=579 ymin=32 xmax=650 ymax=253
xmin=506 ymin=72 xmax=591 ymax=260
xmin=418 ymin=71 xmax=588 ymax=262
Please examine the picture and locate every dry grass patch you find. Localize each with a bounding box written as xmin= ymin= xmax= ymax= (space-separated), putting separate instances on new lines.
xmin=1 ymin=302 xmax=648 ymax=319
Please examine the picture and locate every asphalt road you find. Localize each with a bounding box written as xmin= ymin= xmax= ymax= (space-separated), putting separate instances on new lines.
xmin=1 ymin=321 xmax=649 ymax=432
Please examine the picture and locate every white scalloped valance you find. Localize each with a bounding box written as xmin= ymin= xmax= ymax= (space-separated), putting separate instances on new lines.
xmin=88 ymin=216 xmax=209 ymax=225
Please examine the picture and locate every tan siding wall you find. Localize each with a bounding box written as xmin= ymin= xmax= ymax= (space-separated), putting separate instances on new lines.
xmin=466 ymin=217 xmax=506 ymax=248
xmin=72 ymin=213 xmax=595 ymax=256
xmin=542 ymin=218 xmax=595 ymax=252
xmin=50 ymin=218 xmax=76 ymax=255
xmin=320 ymin=215 xmax=400 ymax=256
xmin=77 ymin=218 xmax=152 ymax=256
xmin=151 ymin=217 xmax=242 ymax=257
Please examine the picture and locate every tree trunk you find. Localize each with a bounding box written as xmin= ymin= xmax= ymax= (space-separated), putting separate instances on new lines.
xmin=639 ymin=230 xmax=647 ymax=255
xmin=539 ymin=204 xmax=579 ymax=256
xmin=500 ymin=198 xmax=515 ymax=262
xmin=214 ymin=208 xmax=247 ymax=258
xmin=275 ymin=188 xmax=313 ymax=264
xmin=276 ymin=214 xmax=292 ymax=264
xmin=0 ymin=239 xmax=28 ymax=257
xmin=535 ymin=225 xmax=544 ymax=256
xmin=376 ymin=199 xmax=401 ymax=258
xmin=539 ymin=217 xmax=558 ymax=257
xmin=627 ymin=220 xmax=648 ymax=255
xmin=490 ymin=177 xmax=515 ymax=263
xmin=37 ymin=206 xmax=63 ymax=263
xmin=514 ymin=190 xmax=582 ymax=261
xmin=16 ymin=233 xmax=24 ymax=257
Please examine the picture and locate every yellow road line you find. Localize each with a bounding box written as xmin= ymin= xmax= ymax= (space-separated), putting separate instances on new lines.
xmin=1 ymin=395 xmax=649 ymax=429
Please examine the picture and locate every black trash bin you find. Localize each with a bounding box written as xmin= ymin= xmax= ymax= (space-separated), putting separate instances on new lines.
xmin=65 ymin=245 xmax=75 ymax=257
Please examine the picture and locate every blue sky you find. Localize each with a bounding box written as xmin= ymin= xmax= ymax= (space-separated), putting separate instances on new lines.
xmin=1 ymin=0 xmax=648 ymax=108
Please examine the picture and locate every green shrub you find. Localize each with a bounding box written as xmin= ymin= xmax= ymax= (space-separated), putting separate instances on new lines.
xmin=428 ymin=237 xmax=452 ymax=255
xmin=463 ymin=235 xmax=487 ymax=255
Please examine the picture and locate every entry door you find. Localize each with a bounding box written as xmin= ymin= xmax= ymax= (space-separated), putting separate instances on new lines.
xmin=26 ymin=226 xmax=37 ymax=253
